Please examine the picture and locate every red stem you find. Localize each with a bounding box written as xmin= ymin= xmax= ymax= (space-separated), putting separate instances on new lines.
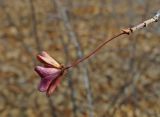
xmin=64 ymin=32 xmax=126 ymax=70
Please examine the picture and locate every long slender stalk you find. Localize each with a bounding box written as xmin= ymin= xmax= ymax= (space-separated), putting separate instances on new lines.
xmin=64 ymin=32 xmax=125 ymax=69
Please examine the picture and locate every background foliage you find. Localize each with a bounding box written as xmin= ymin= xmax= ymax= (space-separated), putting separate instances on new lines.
xmin=0 ymin=0 xmax=159 ymax=117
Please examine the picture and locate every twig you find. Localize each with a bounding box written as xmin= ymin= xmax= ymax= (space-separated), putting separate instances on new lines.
xmin=48 ymin=97 xmax=57 ymax=117
xmin=53 ymin=0 xmax=94 ymax=117
xmin=122 ymin=10 xmax=160 ymax=34
xmin=50 ymin=1 xmax=78 ymax=116
xmin=64 ymin=10 xmax=160 ymax=69
xmin=29 ymin=0 xmax=42 ymax=51
xmin=62 ymin=11 xmax=159 ymax=116
xmin=61 ymin=37 xmax=78 ymax=117
xmin=63 ymin=11 xmax=159 ymax=116
xmin=29 ymin=0 xmax=58 ymax=116
xmin=65 ymin=32 xmax=124 ymax=69
xmin=0 ymin=1 xmax=36 ymax=65
xmin=142 ymin=0 xmax=150 ymax=20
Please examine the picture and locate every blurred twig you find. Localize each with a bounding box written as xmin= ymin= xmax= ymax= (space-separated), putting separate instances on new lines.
xmin=50 ymin=1 xmax=78 ymax=116
xmin=60 ymin=37 xmax=78 ymax=117
xmin=0 ymin=1 xmax=36 ymax=65
xmin=126 ymin=1 xmax=139 ymax=113
xmin=53 ymin=0 xmax=94 ymax=117
xmin=29 ymin=0 xmax=42 ymax=52
xmin=28 ymin=0 xmax=58 ymax=116
xmin=48 ymin=97 xmax=57 ymax=117
xmin=142 ymin=0 xmax=150 ymax=20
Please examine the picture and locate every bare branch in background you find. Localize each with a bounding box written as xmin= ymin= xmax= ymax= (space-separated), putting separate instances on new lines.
xmin=49 ymin=1 xmax=78 ymax=116
xmin=1 ymin=1 xmax=160 ymax=117
xmin=60 ymin=37 xmax=78 ymax=117
xmin=142 ymin=0 xmax=150 ymax=20
xmin=0 ymin=1 xmax=36 ymax=65
xmin=29 ymin=0 xmax=58 ymax=116
xmin=48 ymin=97 xmax=57 ymax=117
xmin=53 ymin=0 xmax=94 ymax=117
xmin=29 ymin=0 xmax=42 ymax=52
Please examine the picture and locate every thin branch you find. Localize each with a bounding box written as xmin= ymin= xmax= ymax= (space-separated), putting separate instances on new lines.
xmin=65 ymin=32 xmax=124 ymax=69
xmin=0 ymin=1 xmax=36 ymax=65
xmin=48 ymin=97 xmax=57 ymax=117
xmin=122 ymin=10 xmax=160 ymax=34
xmin=61 ymin=37 xmax=78 ymax=117
xmin=53 ymin=0 xmax=94 ymax=117
xmin=29 ymin=0 xmax=42 ymax=52
xmin=50 ymin=1 xmax=78 ymax=116
xmin=64 ymin=10 xmax=160 ymax=69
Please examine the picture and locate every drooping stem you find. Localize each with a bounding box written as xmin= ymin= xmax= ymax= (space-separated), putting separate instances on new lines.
xmin=64 ymin=10 xmax=160 ymax=70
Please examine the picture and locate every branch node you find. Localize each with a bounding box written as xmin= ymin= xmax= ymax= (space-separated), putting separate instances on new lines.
xmin=144 ymin=22 xmax=147 ymax=27
xmin=121 ymin=28 xmax=131 ymax=35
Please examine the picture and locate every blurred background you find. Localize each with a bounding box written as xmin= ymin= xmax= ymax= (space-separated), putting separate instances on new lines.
xmin=0 ymin=0 xmax=160 ymax=117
